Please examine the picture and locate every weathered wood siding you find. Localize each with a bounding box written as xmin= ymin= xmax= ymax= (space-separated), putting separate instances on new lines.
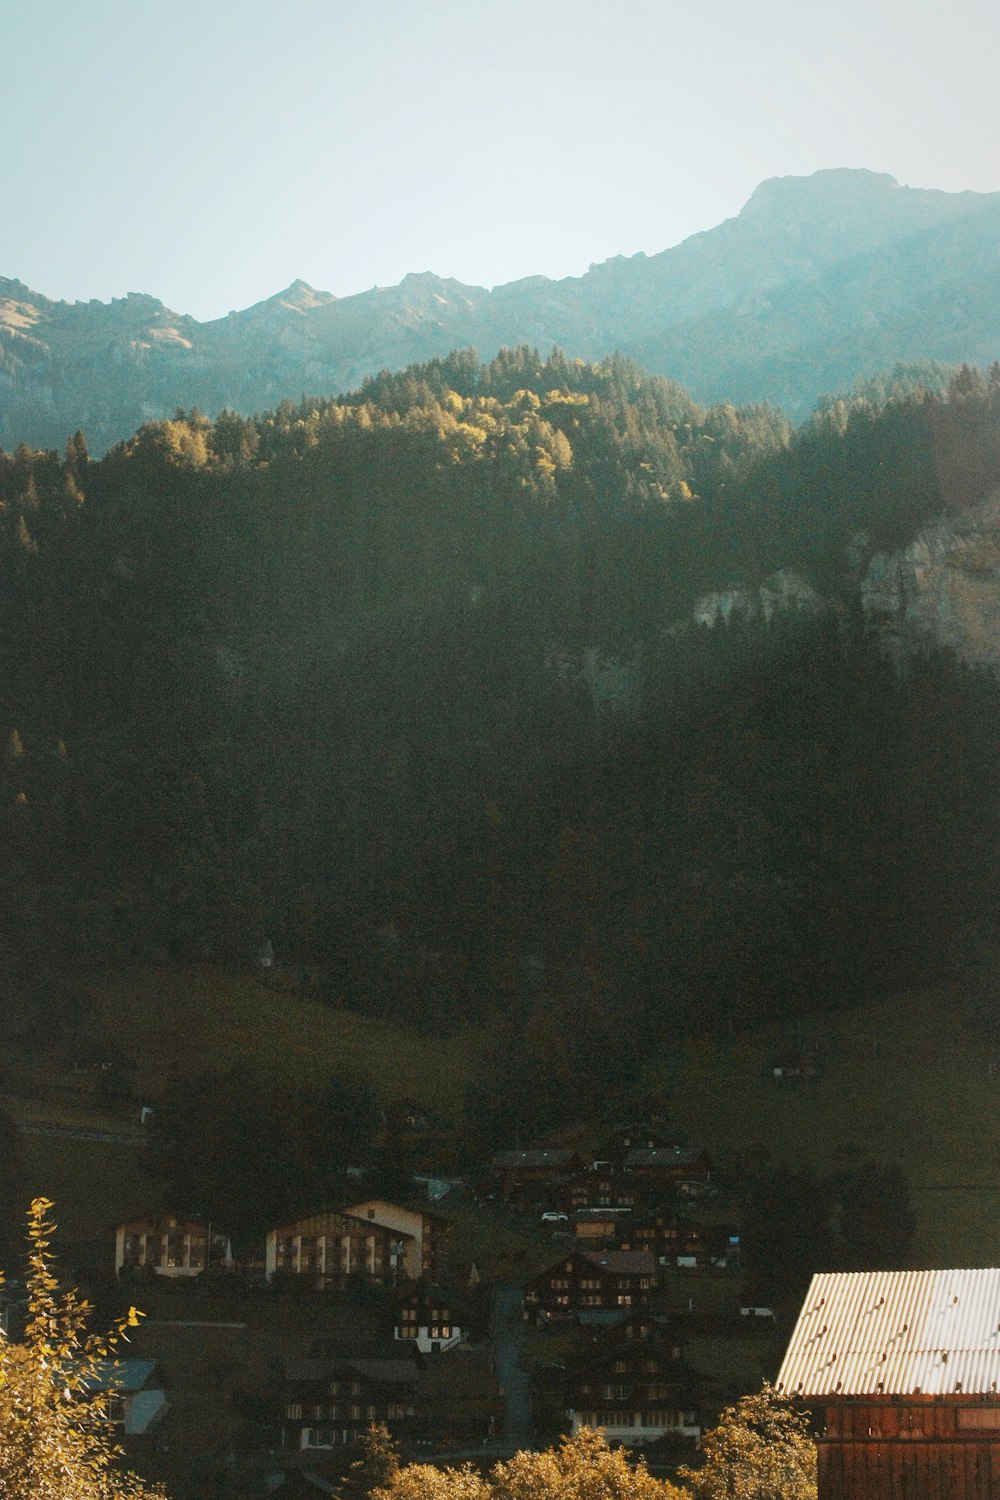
xmin=819 ymin=1399 xmax=1000 ymax=1499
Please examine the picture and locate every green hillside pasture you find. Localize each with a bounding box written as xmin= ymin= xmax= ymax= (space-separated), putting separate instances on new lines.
xmin=15 ymin=1131 xmax=147 ymax=1261
xmin=657 ymin=980 xmax=1000 ymax=1267
xmin=87 ymin=964 xmax=476 ymax=1111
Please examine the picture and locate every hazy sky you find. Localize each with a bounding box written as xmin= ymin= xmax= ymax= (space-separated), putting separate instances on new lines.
xmin=4 ymin=0 xmax=999 ymax=320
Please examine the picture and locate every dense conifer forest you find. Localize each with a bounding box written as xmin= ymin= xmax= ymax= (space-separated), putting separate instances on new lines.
xmin=4 ymin=350 xmax=1000 ymax=1140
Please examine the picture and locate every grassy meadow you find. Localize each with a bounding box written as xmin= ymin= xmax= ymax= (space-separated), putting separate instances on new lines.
xmin=10 ymin=959 xmax=1000 ymax=1271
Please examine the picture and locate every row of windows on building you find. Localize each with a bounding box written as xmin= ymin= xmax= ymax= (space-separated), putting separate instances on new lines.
xmin=552 ymin=1294 xmax=639 ymax=1307
xmin=287 ymin=1402 xmax=409 ymax=1422
xmin=575 ymin=1410 xmax=696 ymax=1429
xmin=579 ymin=1384 xmax=683 ymax=1401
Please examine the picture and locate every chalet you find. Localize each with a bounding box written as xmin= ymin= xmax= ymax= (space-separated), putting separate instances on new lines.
xmin=609 ymin=1122 xmax=686 ymax=1160
xmin=557 ymin=1167 xmax=637 ymax=1212
xmin=85 ymin=1358 xmax=168 ymax=1436
xmin=115 ymin=1215 xmax=231 ymax=1277
xmin=568 ymin=1343 xmax=702 ymax=1447
xmin=343 ymin=1199 xmax=450 ymax=1281
xmin=281 ymin=1355 xmax=421 ymax=1457
xmin=623 ymin=1146 xmax=712 ymax=1197
xmin=393 ymin=1287 xmax=465 ymax=1352
xmin=618 ymin=1212 xmax=737 ymax=1268
xmin=524 ymin=1250 xmax=657 ymax=1321
xmin=777 ymin=1268 xmax=1000 ymax=1499
xmin=412 ymin=1346 xmax=502 ymax=1447
xmin=572 ymin=1208 xmax=631 ymax=1245
xmin=265 ymin=1210 xmax=411 ymax=1287
xmin=490 ymin=1148 xmax=587 ymax=1200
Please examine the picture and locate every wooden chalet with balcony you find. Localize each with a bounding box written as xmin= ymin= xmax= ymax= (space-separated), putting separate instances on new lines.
xmin=343 ymin=1198 xmax=450 ymax=1281
xmin=115 ymin=1215 xmax=231 ymax=1277
xmin=778 ymin=1268 xmax=1000 ymax=1499
xmin=280 ymin=1354 xmax=421 ymax=1459
xmin=622 ymin=1146 xmax=712 ymax=1197
xmin=265 ymin=1210 xmax=411 ymax=1287
xmin=617 ymin=1211 xmax=738 ymax=1268
xmin=393 ymin=1287 xmax=465 ymax=1352
xmin=568 ymin=1340 xmax=702 ymax=1448
xmin=490 ymin=1148 xmax=586 ymax=1200
xmin=524 ymin=1250 xmax=658 ymax=1321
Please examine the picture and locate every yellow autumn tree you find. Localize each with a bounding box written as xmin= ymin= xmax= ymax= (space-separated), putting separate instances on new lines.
xmin=0 ymin=1198 xmax=164 ymax=1500
xmin=677 ymin=1385 xmax=817 ymax=1500
xmin=372 ymin=1427 xmax=685 ymax=1500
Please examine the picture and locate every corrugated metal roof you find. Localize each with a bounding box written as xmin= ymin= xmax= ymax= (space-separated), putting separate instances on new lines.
xmin=777 ymin=1269 xmax=1000 ymax=1396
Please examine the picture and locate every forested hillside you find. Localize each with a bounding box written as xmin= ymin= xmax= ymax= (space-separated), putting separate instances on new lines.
xmin=4 ymin=350 xmax=1000 ymax=1138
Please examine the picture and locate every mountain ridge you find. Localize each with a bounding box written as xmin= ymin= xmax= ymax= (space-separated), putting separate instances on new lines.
xmin=4 ymin=168 xmax=1000 ymax=450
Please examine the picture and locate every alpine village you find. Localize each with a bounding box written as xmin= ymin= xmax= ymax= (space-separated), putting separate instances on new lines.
xmin=9 ymin=168 xmax=1000 ymax=1500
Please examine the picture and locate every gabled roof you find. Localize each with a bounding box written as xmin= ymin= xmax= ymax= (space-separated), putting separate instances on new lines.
xmin=342 ymin=1198 xmax=451 ymax=1225
xmin=624 ymin=1147 xmax=708 ymax=1169
xmin=284 ymin=1356 xmax=421 ymax=1386
xmin=581 ymin=1250 xmax=656 ymax=1275
xmin=491 ymin=1149 xmax=580 ymax=1170
xmin=270 ymin=1208 xmax=415 ymax=1240
xmin=84 ymin=1358 xmax=160 ymax=1393
xmin=777 ymin=1269 xmax=1000 ymax=1397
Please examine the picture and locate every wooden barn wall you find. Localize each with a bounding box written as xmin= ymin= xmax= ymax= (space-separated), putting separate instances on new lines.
xmin=818 ymin=1438 xmax=1000 ymax=1499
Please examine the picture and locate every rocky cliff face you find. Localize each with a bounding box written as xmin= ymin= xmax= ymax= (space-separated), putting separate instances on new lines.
xmin=862 ymin=493 xmax=1000 ymax=667
xmin=4 ymin=169 xmax=1000 ymax=452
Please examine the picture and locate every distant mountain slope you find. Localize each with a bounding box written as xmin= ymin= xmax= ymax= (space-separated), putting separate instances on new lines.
xmin=3 ymin=168 xmax=1000 ymax=450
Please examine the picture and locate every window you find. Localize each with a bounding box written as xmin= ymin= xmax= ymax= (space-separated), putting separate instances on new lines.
xmin=614 ymin=1360 xmax=628 ymax=1374
xmin=286 ymin=1403 xmax=303 ymax=1420
xmin=306 ymin=1428 xmax=334 ymax=1448
xmin=616 ymin=1295 xmax=632 ymax=1307
xmin=644 ymin=1411 xmax=677 ymax=1428
xmin=351 ymin=1404 xmax=362 ymax=1420
xmin=388 ymin=1403 xmax=407 ymax=1420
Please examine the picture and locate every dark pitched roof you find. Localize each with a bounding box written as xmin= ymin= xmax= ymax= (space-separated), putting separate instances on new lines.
xmin=284 ymin=1356 xmax=421 ymax=1386
xmin=491 ymin=1149 xmax=580 ymax=1170
xmin=581 ymin=1250 xmax=657 ymax=1274
xmin=623 ymin=1147 xmax=708 ymax=1169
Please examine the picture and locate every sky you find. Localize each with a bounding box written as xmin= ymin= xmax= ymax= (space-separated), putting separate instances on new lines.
xmin=4 ymin=0 xmax=1000 ymax=322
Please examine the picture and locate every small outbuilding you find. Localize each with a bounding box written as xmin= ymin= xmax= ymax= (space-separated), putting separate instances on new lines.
xmin=777 ymin=1268 xmax=1000 ymax=1499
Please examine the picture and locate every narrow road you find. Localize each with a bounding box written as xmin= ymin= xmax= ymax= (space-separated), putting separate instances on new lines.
xmin=492 ymin=1280 xmax=534 ymax=1451
xmin=16 ymin=1121 xmax=145 ymax=1145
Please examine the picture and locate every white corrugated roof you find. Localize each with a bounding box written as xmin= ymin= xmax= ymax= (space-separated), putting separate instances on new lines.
xmin=776 ymin=1269 xmax=1000 ymax=1396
